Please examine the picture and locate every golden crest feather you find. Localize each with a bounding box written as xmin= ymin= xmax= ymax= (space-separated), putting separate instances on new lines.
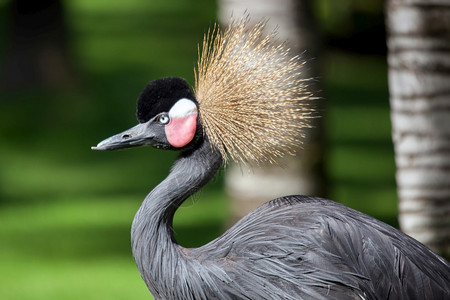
xmin=194 ymin=18 xmax=314 ymax=165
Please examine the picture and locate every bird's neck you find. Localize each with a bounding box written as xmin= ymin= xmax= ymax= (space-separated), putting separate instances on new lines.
xmin=131 ymin=137 xmax=223 ymax=295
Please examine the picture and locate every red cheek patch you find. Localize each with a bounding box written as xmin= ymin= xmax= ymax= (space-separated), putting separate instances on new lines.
xmin=165 ymin=113 xmax=197 ymax=148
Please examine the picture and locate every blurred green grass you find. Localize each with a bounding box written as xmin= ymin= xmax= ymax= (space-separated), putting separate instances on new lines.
xmin=0 ymin=0 xmax=396 ymax=299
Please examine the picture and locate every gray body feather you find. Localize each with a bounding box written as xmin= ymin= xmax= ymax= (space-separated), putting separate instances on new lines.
xmin=131 ymin=138 xmax=450 ymax=299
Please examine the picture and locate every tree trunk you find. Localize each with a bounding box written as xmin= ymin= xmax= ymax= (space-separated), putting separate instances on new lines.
xmin=218 ymin=0 xmax=326 ymax=224
xmin=386 ymin=0 xmax=450 ymax=258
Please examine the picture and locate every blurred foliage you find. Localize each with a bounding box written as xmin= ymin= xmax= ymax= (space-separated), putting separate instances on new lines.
xmin=316 ymin=0 xmax=383 ymax=34
xmin=315 ymin=0 xmax=386 ymax=54
xmin=0 ymin=0 xmax=395 ymax=299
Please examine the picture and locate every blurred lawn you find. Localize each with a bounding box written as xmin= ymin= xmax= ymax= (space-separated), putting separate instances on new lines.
xmin=0 ymin=0 xmax=396 ymax=299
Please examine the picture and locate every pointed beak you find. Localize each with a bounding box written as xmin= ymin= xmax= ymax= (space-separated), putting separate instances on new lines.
xmin=92 ymin=122 xmax=154 ymax=151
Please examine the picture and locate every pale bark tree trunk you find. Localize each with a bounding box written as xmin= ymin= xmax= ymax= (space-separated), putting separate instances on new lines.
xmin=218 ymin=0 xmax=326 ymax=224
xmin=386 ymin=0 xmax=450 ymax=258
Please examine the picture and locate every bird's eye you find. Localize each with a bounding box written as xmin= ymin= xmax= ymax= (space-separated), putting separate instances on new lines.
xmin=157 ymin=113 xmax=170 ymax=125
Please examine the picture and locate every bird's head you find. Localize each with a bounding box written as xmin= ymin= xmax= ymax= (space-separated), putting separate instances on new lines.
xmin=92 ymin=77 xmax=201 ymax=151
xmin=93 ymin=18 xmax=314 ymax=165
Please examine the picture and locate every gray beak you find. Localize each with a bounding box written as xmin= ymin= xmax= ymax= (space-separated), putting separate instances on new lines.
xmin=92 ymin=122 xmax=154 ymax=151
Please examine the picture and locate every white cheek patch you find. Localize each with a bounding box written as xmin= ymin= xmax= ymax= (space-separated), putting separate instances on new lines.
xmin=168 ymin=98 xmax=198 ymax=118
xmin=165 ymin=98 xmax=198 ymax=148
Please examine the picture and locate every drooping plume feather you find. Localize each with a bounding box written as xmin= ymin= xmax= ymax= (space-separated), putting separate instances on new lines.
xmin=194 ymin=18 xmax=314 ymax=165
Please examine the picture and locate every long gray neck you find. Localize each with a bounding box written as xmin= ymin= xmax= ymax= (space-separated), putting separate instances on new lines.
xmin=131 ymin=137 xmax=223 ymax=297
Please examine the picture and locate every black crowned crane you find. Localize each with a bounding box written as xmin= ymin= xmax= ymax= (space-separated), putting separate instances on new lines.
xmin=93 ymin=20 xmax=450 ymax=299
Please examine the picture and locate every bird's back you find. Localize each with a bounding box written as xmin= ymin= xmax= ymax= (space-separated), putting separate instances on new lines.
xmin=188 ymin=196 xmax=450 ymax=299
